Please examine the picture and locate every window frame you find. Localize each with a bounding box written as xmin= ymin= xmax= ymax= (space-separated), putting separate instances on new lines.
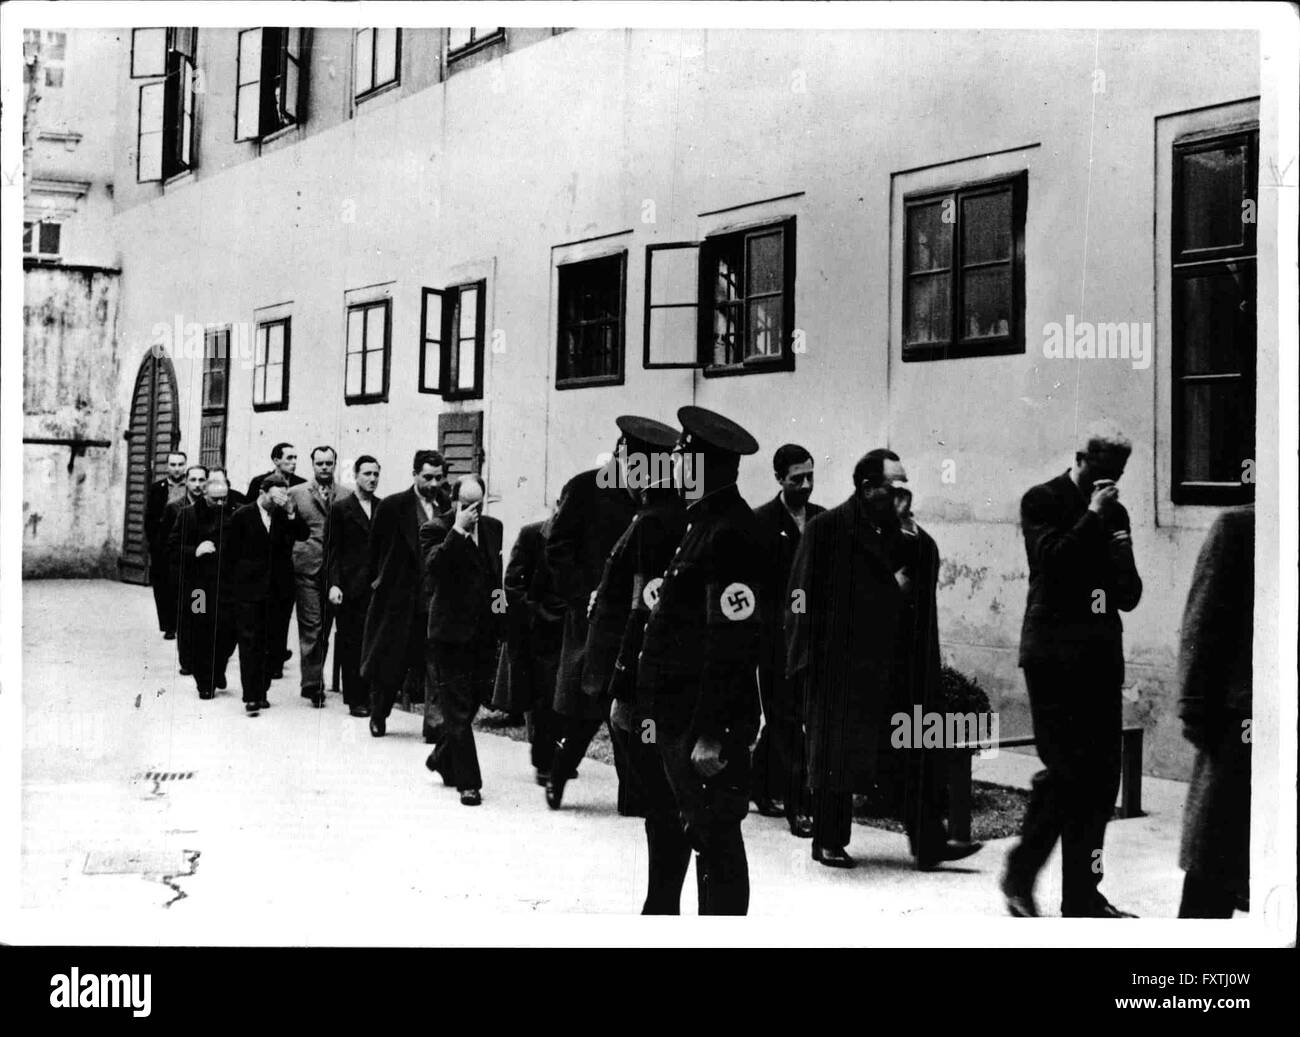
xmin=201 ymin=326 xmax=232 ymax=416
xmin=699 ymin=216 xmax=797 ymax=378
xmin=24 ymin=219 xmax=63 ymax=260
xmin=643 ymin=242 xmax=703 ymax=370
xmin=900 ymin=170 xmax=1027 ymax=363
xmin=344 ymin=299 xmax=392 ymax=406
xmin=1169 ymin=124 xmax=1258 ymax=507
xmin=448 ymin=26 xmax=505 ymax=59
xmin=234 ymin=27 xmax=303 ymax=143
xmin=135 ymin=27 xmax=198 ymax=184
xmin=419 ymin=281 xmax=487 ymax=401
xmin=555 ymin=250 xmax=627 ymax=390
xmin=353 ymin=27 xmax=401 ymax=100
xmin=251 ymin=317 xmax=291 ymax=413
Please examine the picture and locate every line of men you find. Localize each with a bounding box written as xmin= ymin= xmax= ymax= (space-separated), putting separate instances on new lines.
xmin=143 ymin=414 xmax=1250 ymax=919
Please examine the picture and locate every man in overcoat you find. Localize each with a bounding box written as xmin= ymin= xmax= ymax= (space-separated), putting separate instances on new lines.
xmin=326 ymin=456 xmax=381 ymax=717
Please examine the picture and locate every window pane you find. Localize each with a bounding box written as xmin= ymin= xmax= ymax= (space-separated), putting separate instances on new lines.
xmin=423 ymin=338 xmax=441 ymax=391
xmin=364 ymin=348 xmax=385 ymax=394
xmin=649 ymin=247 xmax=697 ymax=306
xmin=283 ymin=54 xmax=299 ymax=120
xmin=265 ymin=362 xmax=283 ymax=405
xmin=475 ymin=26 xmax=501 ymax=38
xmin=253 ymin=365 xmax=265 ymax=406
xmin=375 ymin=28 xmax=398 ymax=85
xmin=962 ymin=190 xmax=1012 ymax=265
xmin=355 ymin=28 xmax=374 ymax=92
xmin=238 ymin=29 xmax=261 ymax=86
xmin=746 ymin=297 xmax=783 ymax=358
xmin=236 ymin=83 xmax=261 ymax=139
xmin=38 ymin=222 xmax=61 ymax=254
xmin=449 ymin=28 xmax=471 ymax=50
xmin=1176 ymin=265 xmax=1255 ymax=376
xmin=267 ymin=322 xmax=284 ymax=364
xmin=712 ymin=305 xmax=740 ymax=366
xmin=45 ymin=67 xmax=64 ymax=88
xmin=347 ymin=308 xmax=365 ymax=353
xmin=45 ymin=31 xmax=67 ymax=58
xmin=648 ymin=307 xmax=698 ymax=365
xmin=345 ymin=352 xmax=363 ymax=396
xmin=904 ymin=273 xmax=950 ymax=345
xmin=745 ymin=231 xmax=783 ymax=295
xmin=961 ymin=265 xmax=1012 ymax=339
xmin=713 ymin=252 xmax=741 ymax=305
xmin=1178 ymin=141 xmax=1248 ymax=251
xmin=254 ymin=326 xmax=267 ymax=366
xmin=1180 ymin=382 xmax=1253 ymax=483
xmin=907 ymin=201 xmax=952 ymax=272
xmin=458 ymin=336 xmax=476 ymax=390
xmin=132 ymin=28 xmax=167 ymax=76
xmin=459 ymin=287 xmax=478 ymax=340
xmin=365 ymin=304 xmax=386 ymax=354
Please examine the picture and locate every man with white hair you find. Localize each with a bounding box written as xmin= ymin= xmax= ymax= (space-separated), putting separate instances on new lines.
xmin=1002 ymin=420 xmax=1143 ymax=918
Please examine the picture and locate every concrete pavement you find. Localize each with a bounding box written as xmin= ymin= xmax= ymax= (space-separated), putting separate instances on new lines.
xmin=12 ymin=579 xmax=1218 ymax=944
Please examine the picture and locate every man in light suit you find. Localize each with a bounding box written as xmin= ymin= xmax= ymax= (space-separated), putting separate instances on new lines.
xmin=421 ymin=475 xmax=504 ymax=805
xmin=288 ymin=446 xmax=351 ymax=708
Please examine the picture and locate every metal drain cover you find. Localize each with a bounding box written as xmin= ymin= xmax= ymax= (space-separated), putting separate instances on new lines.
xmin=83 ymin=849 xmax=192 ymax=875
xmin=135 ymin=771 xmax=195 ymax=782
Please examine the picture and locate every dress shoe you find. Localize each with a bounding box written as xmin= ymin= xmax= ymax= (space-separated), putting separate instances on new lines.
xmin=245 ymin=703 xmax=260 ymax=716
xmin=789 ymin=815 xmax=815 ymax=839
xmin=269 ymin=669 xmax=283 ymax=680
xmin=1001 ymin=873 xmax=1039 ymax=917
xmin=349 ymin=706 xmax=369 ymax=718
xmin=369 ymin=716 xmax=385 ymax=737
xmin=282 ymin=649 xmax=292 ymax=662
xmin=310 ymin=694 xmax=326 ymax=709
xmin=812 ymin=844 xmax=855 ymax=868
xmin=179 ymin=667 xmax=193 ymax=676
xmin=216 ymin=676 xmax=227 ymax=690
xmin=163 ymin=631 xmax=176 ymax=641
xmin=199 ymin=690 xmax=215 ymax=700
xmin=460 ymin=789 xmax=482 ymax=806
xmin=1063 ymin=896 xmax=1138 ymax=918
xmin=257 ymin=699 xmax=270 ymax=710
xmin=916 ymin=839 xmax=985 ymax=871
xmin=753 ymin=795 xmax=785 ymax=819
xmin=545 ymin=774 xmax=567 ymax=810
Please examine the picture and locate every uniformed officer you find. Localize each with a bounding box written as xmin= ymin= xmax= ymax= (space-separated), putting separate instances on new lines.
xmin=636 ymin=406 xmax=765 ymax=916
xmin=585 ymin=417 xmax=691 ymax=913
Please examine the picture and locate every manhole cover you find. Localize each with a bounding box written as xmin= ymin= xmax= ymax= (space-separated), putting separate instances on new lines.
xmin=83 ymin=849 xmax=191 ymax=875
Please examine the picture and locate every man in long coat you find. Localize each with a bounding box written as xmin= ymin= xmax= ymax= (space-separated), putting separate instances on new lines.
xmin=326 ymin=456 xmax=381 ymax=717
xmin=145 ymin=450 xmax=189 ymax=640
xmin=1177 ymin=504 xmax=1253 ymax=917
xmin=787 ymin=448 xmax=981 ymax=870
xmin=543 ymin=434 xmax=639 ymax=812
xmin=360 ymin=449 xmax=449 ymax=737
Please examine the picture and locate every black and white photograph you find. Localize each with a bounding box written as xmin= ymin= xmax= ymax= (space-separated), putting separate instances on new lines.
xmin=1 ymin=0 xmax=1296 ymax=1002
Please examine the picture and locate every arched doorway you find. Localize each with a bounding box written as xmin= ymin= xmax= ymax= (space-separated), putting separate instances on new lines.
xmin=119 ymin=350 xmax=180 ymax=584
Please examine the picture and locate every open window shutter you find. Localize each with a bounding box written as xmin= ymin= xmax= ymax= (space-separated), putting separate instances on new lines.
xmin=235 ymin=28 xmax=262 ymax=141
xmin=137 ymin=80 xmax=164 ymax=182
xmin=438 ymin=411 xmax=484 ymax=476
xmin=439 ymin=286 xmax=456 ymax=395
xmin=472 ymin=278 xmax=487 ymax=397
xmin=644 ymin=243 xmax=703 ymax=368
xmin=696 ymin=237 xmax=721 ymax=367
xmin=419 ymin=287 xmax=445 ymax=394
xmin=131 ymin=28 xmax=166 ymax=77
xmin=280 ymin=27 xmax=302 ymax=124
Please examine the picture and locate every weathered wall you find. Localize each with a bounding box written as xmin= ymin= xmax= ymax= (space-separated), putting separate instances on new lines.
xmin=106 ymin=27 xmax=1263 ymax=779
xmin=22 ymin=266 xmax=123 ymax=578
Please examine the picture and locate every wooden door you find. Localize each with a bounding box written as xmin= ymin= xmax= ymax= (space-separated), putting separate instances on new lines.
xmin=119 ymin=351 xmax=180 ymax=584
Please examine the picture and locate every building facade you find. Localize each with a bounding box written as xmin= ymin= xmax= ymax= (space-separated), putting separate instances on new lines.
xmin=99 ymin=26 xmax=1262 ymax=778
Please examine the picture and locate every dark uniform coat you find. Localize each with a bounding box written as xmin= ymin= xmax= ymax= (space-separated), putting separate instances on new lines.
xmin=1178 ymin=505 xmax=1253 ymax=891
xmin=360 ymin=486 xmax=436 ymax=690
xmin=785 ymin=494 xmax=943 ymax=793
xmin=492 ymin=520 xmax=566 ymax=713
xmin=223 ymin=502 xmax=311 ymax=602
xmin=545 ymin=463 xmax=638 ymax=719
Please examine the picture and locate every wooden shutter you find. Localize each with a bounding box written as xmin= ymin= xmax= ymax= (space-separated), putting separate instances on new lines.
xmin=438 ymin=411 xmax=483 ymax=476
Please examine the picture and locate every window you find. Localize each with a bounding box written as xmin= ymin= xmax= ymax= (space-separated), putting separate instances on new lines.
xmin=354 ymin=28 xmax=399 ymax=98
xmin=201 ymin=328 xmax=231 ymax=467
xmin=345 ymin=300 xmax=391 ymax=404
xmin=420 ymin=281 xmax=486 ymax=400
xmin=252 ymin=318 xmax=290 ymax=411
xmin=235 ymin=27 xmax=303 ymax=141
xmin=1170 ymin=127 xmax=1257 ymax=506
xmin=902 ymin=172 xmax=1026 ymax=361
xmin=449 ymin=26 xmax=503 ymax=56
xmin=23 ymin=220 xmax=61 ymax=260
xmin=43 ymin=31 xmax=66 ymax=87
xmin=643 ymin=217 xmax=796 ymax=375
xmin=557 ymin=252 xmax=626 ymax=388
xmin=134 ymin=28 xmax=197 ymax=182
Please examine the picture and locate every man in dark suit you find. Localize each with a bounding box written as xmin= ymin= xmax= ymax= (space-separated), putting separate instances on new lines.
xmin=421 ymin=475 xmax=504 ymax=806
xmin=492 ymin=510 xmax=566 ymax=784
xmin=1002 ymin=421 xmax=1143 ymax=918
xmin=163 ymin=464 xmax=209 ymax=676
xmin=327 ymin=456 xmax=381 ymax=718
xmin=361 ymin=449 xmax=450 ymax=737
xmin=145 ymin=451 xmax=189 ymax=640
xmin=245 ymin=442 xmax=306 ymax=675
xmin=636 ymin=406 xmax=765 ymax=915
xmin=1177 ymin=504 xmax=1253 ymax=918
xmin=224 ymin=473 xmax=311 ymax=716
xmin=751 ymin=443 xmax=823 ymax=837
xmin=167 ymin=467 xmax=238 ymax=699
xmin=544 ymin=427 xmax=639 ymax=812
xmin=787 ymin=449 xmax=981 ymax=870
xmin=288 ymin=446 xmax=351 ymax=707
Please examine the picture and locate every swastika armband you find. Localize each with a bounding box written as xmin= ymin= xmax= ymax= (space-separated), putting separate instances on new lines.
xmin=712 ymin=581 xmax=756 ymax=622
